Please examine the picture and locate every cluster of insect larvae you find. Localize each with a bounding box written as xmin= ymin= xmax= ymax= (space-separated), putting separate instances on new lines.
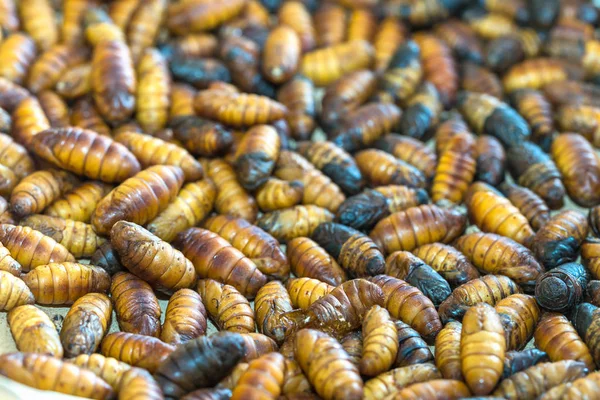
xmin=4 ymin=0 xmax=600 ymax=399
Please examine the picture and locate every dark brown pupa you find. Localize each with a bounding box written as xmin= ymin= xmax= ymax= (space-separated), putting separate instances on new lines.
xmin=311 ymin=222 xmax=385 ymax=278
